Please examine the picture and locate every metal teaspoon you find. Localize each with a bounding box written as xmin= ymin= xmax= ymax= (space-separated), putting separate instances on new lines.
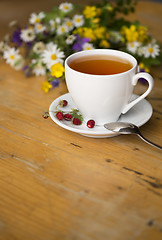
xmin=104 ymin=122 xmax=162 ymax=150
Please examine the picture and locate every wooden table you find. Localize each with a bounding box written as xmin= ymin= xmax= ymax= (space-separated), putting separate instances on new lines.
xmin=0 ymin=1 xmax=162 ymax=240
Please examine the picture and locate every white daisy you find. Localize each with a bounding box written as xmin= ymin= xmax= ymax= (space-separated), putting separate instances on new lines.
xmin=42 ymin=44 xmax=65 ymax=69
xmin=12 ymin=55 xmax=25 ymax=70
xmin=20 ymin=28 xmax=36 ymax=42
xmin=109 ymin=31 xmax=122 ymax=43
xmin=57 ymin=24 xmax=69 ymax=35
xmin=49 ymin=20 xmax=56 ymax=32
xmin=3 ymin=47 xmax=24 ymax=70
xmin=55 ymin=17 xmax=61 ymax=24
xmin=46 ymin=42 xmax=56 ymax=51
xmin=127 ymin=41 xmax=141 ymax=54
xmin=64 ymin=18 xmax=74 ymax=31
xmin=82 ymin=42 xmax=94 ymax=50
xmin=3 ymin=47 xmax=20 ymax=65
xmin=137 ymin=46 xmax=145 ymax=57
xmin=35 ymin=23 xmax=46 ymax=33
xmin=33 ymin=42 xmax=45 ymax=53
xmin=143 ymin=43 xmax=160 ymax=58
xmin=29 ymin=12 xmax=45 ymax=25
xmin=73 ymin=15 xmax=84 ymax=27
xmin=59 ymin=2 xmax=73 ymax=13
xmin=65 ymin=35 xmax=76 ymax=44
xmin=32 ymin=60 xmax=46 ymax=76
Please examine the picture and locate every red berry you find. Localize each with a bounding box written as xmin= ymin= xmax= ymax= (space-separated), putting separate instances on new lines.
xmin=87 ymin=119 xmax=95 ymax=128
xmin=59 ymin=99 xmax=68 ymax=107
xmin=62 ymin=100 xmax=68 ymax=107
xmin=73 ymin=117 xmax=82 ymax=125
xmin=56 ymin=111 xmax=64 ymax=120
xmin=42 ymin=112 xmax=49 ymax=119
xmin=43 ymin=115 xmax=49 ymax=119
xmin=64 ymin=113 xmax=72 ymax=121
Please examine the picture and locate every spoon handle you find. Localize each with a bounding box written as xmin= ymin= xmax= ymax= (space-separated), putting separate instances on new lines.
xmin=137 ymin=133 xmax=162 ymax=150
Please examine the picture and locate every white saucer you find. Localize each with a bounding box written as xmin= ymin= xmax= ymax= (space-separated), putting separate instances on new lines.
xmin=49 ymin=93 xmax=153 ymax=138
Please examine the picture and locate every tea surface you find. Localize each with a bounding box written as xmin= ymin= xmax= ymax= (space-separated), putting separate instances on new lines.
xmin=69 ymin=55 xmax=133 ymax=75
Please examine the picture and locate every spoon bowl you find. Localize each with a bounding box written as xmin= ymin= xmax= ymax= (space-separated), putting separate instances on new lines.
xmin=104 ymin=122 xmax=162 ymax=150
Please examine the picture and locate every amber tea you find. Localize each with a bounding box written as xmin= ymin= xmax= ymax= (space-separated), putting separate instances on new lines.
xmin=69 ymin=55 xmax=133 ymax=75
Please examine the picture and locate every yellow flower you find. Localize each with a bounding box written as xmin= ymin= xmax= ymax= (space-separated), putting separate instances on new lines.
xmin=41 ymin=81 xmax=52 ymax=93
xmin=73 ymin=27 xmax=84 ymax=36
xmin=138 ymin=26 xmax=148 ymax=42
xmin=121 ymin=24 xmax=148 ymax=43
xmin=139 ymin=63 xmax=150 ymax=73
xmin=51 ymin=63 xmax=65 ymax=78
xmin=100 ymin=40 xmax=110 ymax=48
xmin=122 ymin=25 xmax=138 ymax=42
xmin=83 ymin=6 xmax=97 ymax=18
xmin=94 ymin=27 xmax=107 ymax=39
xmin=83 ymin=28 xmax=96 ymax=41
xmin=92 ymin=18 xmax=100 ymax=24
xmin=74 ymin=27 xmax=96 ymax=41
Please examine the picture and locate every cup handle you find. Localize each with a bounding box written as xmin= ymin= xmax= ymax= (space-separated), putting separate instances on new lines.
xmin=121 ymin=72 xmax=154 ymax=114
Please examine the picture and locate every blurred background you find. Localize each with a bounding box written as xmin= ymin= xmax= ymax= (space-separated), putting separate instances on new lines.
xmin=0 ymin=0 xmax=162 ymax=41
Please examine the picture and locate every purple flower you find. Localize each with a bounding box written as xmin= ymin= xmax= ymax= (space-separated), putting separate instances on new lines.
xmin=138 ymin=68 xmax=147 ymax=85
xmin=26 ymin=41 xmax=33 ymax=49
xmin=12 ymin=29 xmax=23 ymax=47
xmin=22 ymin=65 xmax=31 ymax=77
xmin=43 ymin=30 xmax=48 ymax=36
xmin=72 ymin=35 xmax=90 ymax=52
xmin=51 ymin=79 xmax=60 ymax=88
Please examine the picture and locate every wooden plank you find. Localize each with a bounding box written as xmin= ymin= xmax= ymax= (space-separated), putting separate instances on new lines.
xmin=0 ymin=1 xmax=162 ymax=240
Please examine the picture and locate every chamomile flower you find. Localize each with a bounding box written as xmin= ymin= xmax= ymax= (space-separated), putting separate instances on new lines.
xmin=55 ymin=17 xmax=61 ymax=24
xmin=66 ymin=35 xmax=76 ymax=44
xmin=73 ymin=15 xmax=84 ymax=27
xmin=35 ymin=23 xmax=46 ymax=33
xmin=137 ymin=46 xmax=145 ymax=56
xmin=12 ymin=55 xmax=25 ymax=70
xmin=59 ymin=2 xmax=73 ymax=13
xmin=46 ymin=42 xmax=56 ymax=51
xmin=57 ymin=24 xmax=69 ymax=35
xmin=29 ymin=12 xmax=45 ymax=25
xmin=109 ymin=31 xmax=123 ymax=43
xmin=127 ymin=41 xmax=141 ymax=54
xmin=3 ymin=47 xmax=20 ymax=65
xmin=20 ymin=28 xmax=36 ymax=42
xmin=143 ymin=43 xmax=160 ymax=58
xmin=42 ymin=44 xmax=65 ymax=69
xmin=64 ymin=18 xmax=74 ymax=31
xmin=32 ymin=60 xmax=46 ymax=76
xmin=33 ymin=42 xmax=45 ymax=53
xmin=49 ymin=20 xmax=56 ymax=32
xmin=82 ymin=42 xmax=94 ymax=50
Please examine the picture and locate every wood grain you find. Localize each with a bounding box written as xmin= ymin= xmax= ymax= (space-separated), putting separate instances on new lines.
xmin=0 ymin=1 xmax=162 ymax=240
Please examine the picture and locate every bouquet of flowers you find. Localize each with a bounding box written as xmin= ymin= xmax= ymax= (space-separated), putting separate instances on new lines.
xmin=0 ymin=0 xmax=161 ymax=93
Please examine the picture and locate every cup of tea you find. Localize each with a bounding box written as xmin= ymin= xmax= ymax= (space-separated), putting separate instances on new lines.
xmin=65 ymin=49 xmax=154 ymax=125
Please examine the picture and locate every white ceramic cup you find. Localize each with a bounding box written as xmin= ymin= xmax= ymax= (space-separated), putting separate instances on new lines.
xmin=65 ymin=49 xmax=154 ymax=125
